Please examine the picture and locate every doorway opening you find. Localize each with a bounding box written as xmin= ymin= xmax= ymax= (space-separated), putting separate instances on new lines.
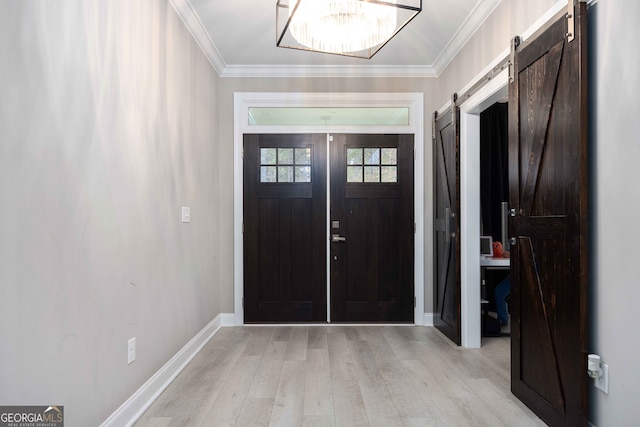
xmin=233 ymin=93 xmax=425 ymax=325
xmin=478 ymin=102 xmax=510 ymax=342
xmin=458 ymin=70 xmax=509 ymax=348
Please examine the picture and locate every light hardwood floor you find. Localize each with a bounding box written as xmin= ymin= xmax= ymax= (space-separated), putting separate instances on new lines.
xmin=134 ymin=326 xmax=544 ymax=427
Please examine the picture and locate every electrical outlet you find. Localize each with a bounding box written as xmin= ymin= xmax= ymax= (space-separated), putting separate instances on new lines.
xmin=128 ymin=337 xmax=136 ymax=365
xmin=595 ymin=362 xmax=609 ymax=394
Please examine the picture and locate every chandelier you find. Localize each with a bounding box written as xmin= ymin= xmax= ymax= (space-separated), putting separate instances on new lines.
xmin=276 ymin=0 xmax=422 ymax=59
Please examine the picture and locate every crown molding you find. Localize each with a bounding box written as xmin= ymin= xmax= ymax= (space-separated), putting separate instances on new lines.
xmin=169 ymin=0 xmax=226 ymax=75
xmin=220 ymin=64 xmax=438 ymax=78
xmin=171 ymin=0 xmax=503 ymax=79
xmin=431 ymin=0 xmax=503 ymax=75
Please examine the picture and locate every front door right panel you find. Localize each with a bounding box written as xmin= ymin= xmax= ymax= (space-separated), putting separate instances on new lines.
xmin=330 ymin=134 xmax=414 ymax=322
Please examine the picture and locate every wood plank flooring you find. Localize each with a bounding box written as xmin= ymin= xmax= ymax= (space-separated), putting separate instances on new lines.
xmin=134 ymin=326 xmax=544 ymax=427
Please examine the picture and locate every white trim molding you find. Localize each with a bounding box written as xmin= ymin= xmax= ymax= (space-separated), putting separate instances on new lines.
xmin=100 ymin=314 xmax=231 ymax=427
xmin=423 ymin=313 xmax=435 ymax=326
xmin=220 ymin=64 xmax=438 ymax=79
xmin=431 ymin=0 xmax=503 ymax=74
xmin=220 ymin=313 xmax=235 ymax=327
xmin=234 ymin=92 xmax=425 ymax=326
xmin=168 ymin=0 xmax=226 ymax=75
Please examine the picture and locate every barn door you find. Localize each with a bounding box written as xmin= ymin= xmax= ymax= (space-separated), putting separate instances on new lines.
xmin=508 ymin=2 xmax=589 ymax=425
xmin=433 ymin=102 xmax=461 ymax=345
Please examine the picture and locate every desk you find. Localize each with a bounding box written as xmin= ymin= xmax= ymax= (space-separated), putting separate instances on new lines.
xmin=481 ymin=256 xmax=510 ymax=337
xmin=480 ymin=256 xmax=510 ymax=268
xmin=480 ymin=255 xmax=509 ymax=304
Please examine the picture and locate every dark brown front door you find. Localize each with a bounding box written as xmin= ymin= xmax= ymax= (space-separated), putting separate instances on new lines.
xmin=509 ymin=3 xmax=589 ymax=425
xmin=243 ymin=134 xmax=327 ymax=322
xmin=433 ymin=106 xmax=461 ymax=344
xmin=329 ymin=134 xmax=414 ymax=322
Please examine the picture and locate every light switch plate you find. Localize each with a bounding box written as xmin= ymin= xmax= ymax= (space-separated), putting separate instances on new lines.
xmin=181 ymin=207 xmax=191 ymax=223
xmin=128 ymin=337 xmax=136 ymax=365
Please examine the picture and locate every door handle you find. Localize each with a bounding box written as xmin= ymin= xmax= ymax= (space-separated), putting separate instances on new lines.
xmin=331 ymin=234 xmax=346 ymax=242
xmin=450 ymin=210 xmax=456 ymax=238
xmin=445 ymin=207 xmax=456 ymax=239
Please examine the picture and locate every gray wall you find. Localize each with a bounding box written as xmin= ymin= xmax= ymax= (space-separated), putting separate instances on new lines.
xmin=589 ymin=1 xmax=640 ymax=424
xmin=0 ymin=1 xmax=222 ymax=425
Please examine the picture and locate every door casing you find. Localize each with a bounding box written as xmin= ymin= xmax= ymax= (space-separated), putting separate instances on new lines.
xmin=233 ymin=93 xmax=425 ymax=325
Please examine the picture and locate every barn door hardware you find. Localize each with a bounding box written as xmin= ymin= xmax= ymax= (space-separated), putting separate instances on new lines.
xmin=509 ymin=36 xmax=521 ymax=84
xmin=566 ymin=0 xmax=575 ymax=42
xmin=451 ymin=93 xmax=458 ymax=124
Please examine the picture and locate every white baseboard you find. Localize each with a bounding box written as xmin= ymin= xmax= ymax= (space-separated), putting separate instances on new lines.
xmin=423 ymin=313 xmax=434 ymax=326
xmin=101 ymin=313 xmax=233 ymax=427
xmin=220 ymin=313 xmax=235 ymax=326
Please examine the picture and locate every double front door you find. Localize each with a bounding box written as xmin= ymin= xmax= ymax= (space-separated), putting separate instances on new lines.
xmin=243 ymin=133 xmax=414 ymax=323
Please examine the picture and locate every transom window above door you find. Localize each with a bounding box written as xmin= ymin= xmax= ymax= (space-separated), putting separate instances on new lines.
xmin=346 ymin=147 xmax=398 ymax=183
xmin=260 ymin=147 xmax=312 ymax=183
xmin=248 ymin=107 xmax=409 ymax=126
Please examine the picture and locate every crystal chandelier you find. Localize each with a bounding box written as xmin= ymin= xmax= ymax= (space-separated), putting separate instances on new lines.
xmin=276 ymin=0 xmax=422 ymax=59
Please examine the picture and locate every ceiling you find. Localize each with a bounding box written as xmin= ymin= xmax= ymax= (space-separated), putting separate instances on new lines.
xmin=170 ymin=0 xmax=502 ymax=78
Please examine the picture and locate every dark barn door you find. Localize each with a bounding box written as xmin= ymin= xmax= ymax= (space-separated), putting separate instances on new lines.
xmin=243 ymin=134 xmax=327 ymax=322
xmin=509 ymin=3 xmax=589 ymax=425
xmin=330 ymin=134 xmax=414 ymax=322
xmin=433 ymin=106 xmax=461 ymax=345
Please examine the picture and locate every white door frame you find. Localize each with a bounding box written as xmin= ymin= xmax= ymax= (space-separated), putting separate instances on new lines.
xmin=459 ymin=71 xmax=509 ymax=348
xmin=233 ymin=92 xmax=424 ymax=325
